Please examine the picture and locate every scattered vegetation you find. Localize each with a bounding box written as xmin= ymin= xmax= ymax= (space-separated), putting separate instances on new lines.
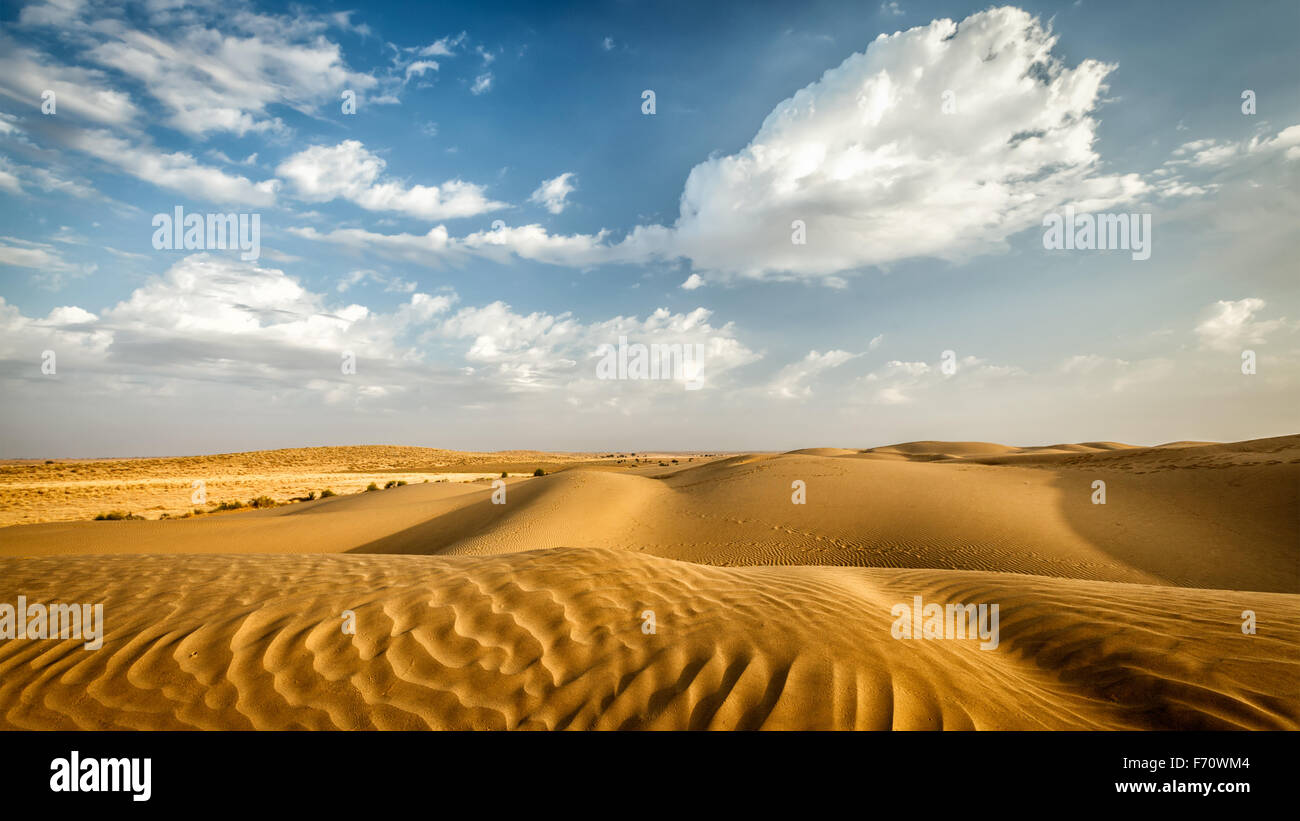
xmin=94 ymin=510 xmax=143 ymax=521
xmin=248 ymin=496 xmax=275 ymax=509
xmin=365 ymin=482 xmax=379 ymax=492
xmin=6 ymin=448 xmax=636 ymax=528
xmin=533 ymin=468 xmax=545 ymax=476
xmin=383 ymin=480 xmax=407 ymax=489
xmin=320 ymin=489 xmax=337 ymax=498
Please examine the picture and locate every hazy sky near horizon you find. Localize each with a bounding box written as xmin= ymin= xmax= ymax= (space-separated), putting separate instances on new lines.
xmin=0 ymin=0 xmax=1297 ymax=457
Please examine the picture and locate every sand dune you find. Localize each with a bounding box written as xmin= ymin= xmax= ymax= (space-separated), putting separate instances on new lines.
xmin=864 ymin=441 xmax=1023 ymax=458
xmin=1 ymin=549 xmax=1295 ymax=730
xmin=0 ymin=435 xmax=1295 ymax=730
xmin=6 ymin=435 xmax=1295 ymax=592
xmin=0 ymin=445 xmax=700 ymax=527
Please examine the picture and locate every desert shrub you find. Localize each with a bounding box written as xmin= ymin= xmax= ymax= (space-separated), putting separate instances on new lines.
xmin=249 ymin=496 xmax=275 ymax=509
xmin=320 ymin=489 xmax=337 ymax=498
xmin=214 ymin=500 xmax=245 ymax=511
xmin=384 ymin=480 xmax=407 ymax=489
xmin=366 ymin=482 xmax=379 ymax=492
xmin=500 ymin=471 xmax=507 ymax=478
xmin=94 ymin=510 xmax=140 ymax=520
xmin=533 ymin=468 xmax=545 ymax=476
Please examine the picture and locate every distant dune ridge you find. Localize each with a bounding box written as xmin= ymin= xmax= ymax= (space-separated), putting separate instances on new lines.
xmin=0 ymin=435 xmax=1297 ymax=729
xmin=0 ymin=446 xmax=644 ymax=527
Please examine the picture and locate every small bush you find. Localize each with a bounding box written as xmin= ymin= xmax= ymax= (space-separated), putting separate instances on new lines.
xmin=533 ymin=468 xmax=545 ymax=477
xmin=249 ymin=496 xmax=275 ymax=509
xmin=320 ymin=489 xmax=337 ymax=498
xmin=384 ymin=480 xmax=406 ymax=489
xmin=214 ymin=500 xmax=245 ymax=511
xmin=94 ymin=510 xmax=141 ymax=521
xmin=366 ymin=482 xmax=379 ymax=492
xmin=500 ymin=471 xmax=508 ymax=478
xmin=44 ymin=460 xmax=54 ymax=465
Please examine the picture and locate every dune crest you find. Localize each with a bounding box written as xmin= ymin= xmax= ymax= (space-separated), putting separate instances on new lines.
xmin=6 ymin=435 xmax=1295 ymax=594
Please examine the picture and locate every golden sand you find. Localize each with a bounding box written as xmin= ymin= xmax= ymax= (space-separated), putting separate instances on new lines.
xmin=1 ymin=436 xmax=1296 ymax=729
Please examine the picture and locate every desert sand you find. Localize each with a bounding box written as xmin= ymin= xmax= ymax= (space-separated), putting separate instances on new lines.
xmin=0 ymin=446 xmax=688 ymax=527
xmin=1 ymin=435 xmax=1297 ymax=729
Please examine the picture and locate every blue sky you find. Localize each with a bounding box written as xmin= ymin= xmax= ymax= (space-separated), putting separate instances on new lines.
xmin=0 ymin=0 xmax=1297 ymax=456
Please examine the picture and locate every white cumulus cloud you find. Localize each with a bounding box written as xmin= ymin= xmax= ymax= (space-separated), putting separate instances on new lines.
xmin=277 ymin=140 xmax=505 ymax=219
xmin=1195 ymin=298 xmax=1289 ymax=352
xmin=529 ymin=172 xmax=577 ymax=214
xmin=627 ymin=6 xmax=1146 ymax=283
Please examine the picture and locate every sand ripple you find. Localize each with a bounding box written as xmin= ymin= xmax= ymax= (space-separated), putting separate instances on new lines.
xmin=2 ymin=549 xmax=1295 ymax=730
